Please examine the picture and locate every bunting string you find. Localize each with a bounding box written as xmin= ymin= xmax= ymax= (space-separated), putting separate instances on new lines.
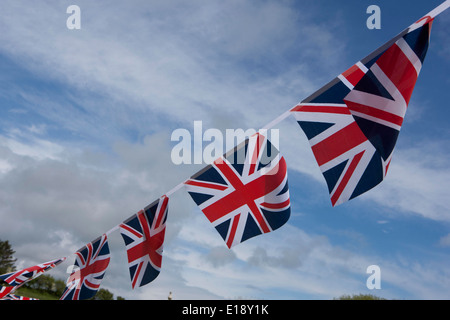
xmin=1 ymin=1 xmax=449 ymax=300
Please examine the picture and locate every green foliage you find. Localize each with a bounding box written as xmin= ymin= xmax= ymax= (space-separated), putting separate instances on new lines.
xmin=22 ymin=274 xmax=66 ymax=297
xmin=14 ymin=286 xmax=60 ymax=300
xmin=92 ymin=288 xmax=114 ymax=300
xmin=14 ymin=273 xmax=122 ymax=300
xmin=0 ymin=239 xmax=124 ymax=300
xmin=0 ymin=239 xmax=17 ymax=274
xmin=334 ymin=293 xmax=386 ymax=300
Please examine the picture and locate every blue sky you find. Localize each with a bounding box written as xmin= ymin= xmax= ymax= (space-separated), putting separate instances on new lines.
xmin=0 ymin=0 xmax=449 ymax=300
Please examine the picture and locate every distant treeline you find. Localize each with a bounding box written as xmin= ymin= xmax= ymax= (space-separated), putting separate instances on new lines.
xmin=0 ymin=239 xmax=124 ymax=300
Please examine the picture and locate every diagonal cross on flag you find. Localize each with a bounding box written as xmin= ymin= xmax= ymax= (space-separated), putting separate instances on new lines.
xmin=185 ymin=133 xmax=291 ymax=248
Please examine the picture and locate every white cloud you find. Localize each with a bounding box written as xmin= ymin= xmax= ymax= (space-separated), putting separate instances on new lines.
xmin=0 ymin=158 xmax=14 ymax=174
xmin=1 ymin=130 xmax=449 ymax=300
xmin=160 ymin=220 xmax=450 ymax=300
xmin=439 ymin=233 xmax=450 ymax=247
xmin=435 ymin=9 xmax=450 ymax=63
xmin=0 ymin=0 xmax=345 ymax=137
xmin=0 ymin=0 xmax=449 ymax=301
xmin=362 ymin=142 xmax=450 ymax=222
xmin=0 ymin=130 xmax=64 ymax=161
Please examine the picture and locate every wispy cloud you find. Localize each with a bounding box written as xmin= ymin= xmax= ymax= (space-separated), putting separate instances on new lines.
xmin=0 ymin=0 xmax=449 ymax=301
xmin=439 ymin=233 xmax=450 ymax=247
xmin=0 ymin=1 xmax=346 ymax=136
xmin=362 ymin=142 xmax=450 ymax=222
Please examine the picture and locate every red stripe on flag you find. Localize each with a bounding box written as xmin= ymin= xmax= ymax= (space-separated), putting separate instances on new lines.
xmin=331 ymin=151 xmax=365 ymax=206
xmin=132 ymin=261 xmax=144 ymax=288
xmin=311 ymin=122 xmax=367 ymax=166
xmin=342 ymin=64 xmax=366 ymax=86
xmin=385 ymin=159 xmax=391 ymax=176
xmin=345 ymin=100 xmax=404 ymax=127
xmin=0 ymin=286 xmax=14 ymax=299
xmin=249 ymin=134 xmax=264 ymax=175
xmin=376 ymin=43 xmax=418 ymax=104
xmin=226 ymin=214 xmax=240 ymax=248
xmin=292 ymin=105 xmax=351 ymax=115
xmin=185 ymin=179 xmax=228 ymax=191
xmin=261 ymin=198 xmax=290 ymax=209
xmin=77 ymin=255 xmax=110 ymax=281
xmin=138 ymin=211 xmax=152 ymax=241
xmin=202 ymin=157 xmax=287 ymax=234
xmin=154 ymin=196 xmax=168 ymax=230
xmin=85 ymin=280 xmax=100 ymax=290
xmin=121 ymin=220 xmax=144 ymax=239
xmin=209 ymin=161 xmax=274 ymax=233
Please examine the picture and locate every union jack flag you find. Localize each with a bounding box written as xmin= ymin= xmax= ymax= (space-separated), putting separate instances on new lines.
xmin=119 ymin=195 xmax=169 ymax=288
xmin=60 ymin=234 xmax=110 ymax=300
xmin=0 ymin=285 xmax=15 ymax=299
xmin=1 ymin=293 xmax=38 ymax=300
xmin=0 ymin=257 xmax=66 ymax=287
xmin=290 ymin=17 xmax=433 ymax=206
xmin=185 ymin=133 xmax=291 ymax=248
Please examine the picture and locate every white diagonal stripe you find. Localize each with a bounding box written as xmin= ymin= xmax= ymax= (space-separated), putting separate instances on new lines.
xmin=396 ymin=37 xmax=422 ymax=76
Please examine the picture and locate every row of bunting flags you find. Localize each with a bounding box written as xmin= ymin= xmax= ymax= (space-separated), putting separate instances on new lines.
xmin=1 ymin=2 xmax=449 ymax=300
